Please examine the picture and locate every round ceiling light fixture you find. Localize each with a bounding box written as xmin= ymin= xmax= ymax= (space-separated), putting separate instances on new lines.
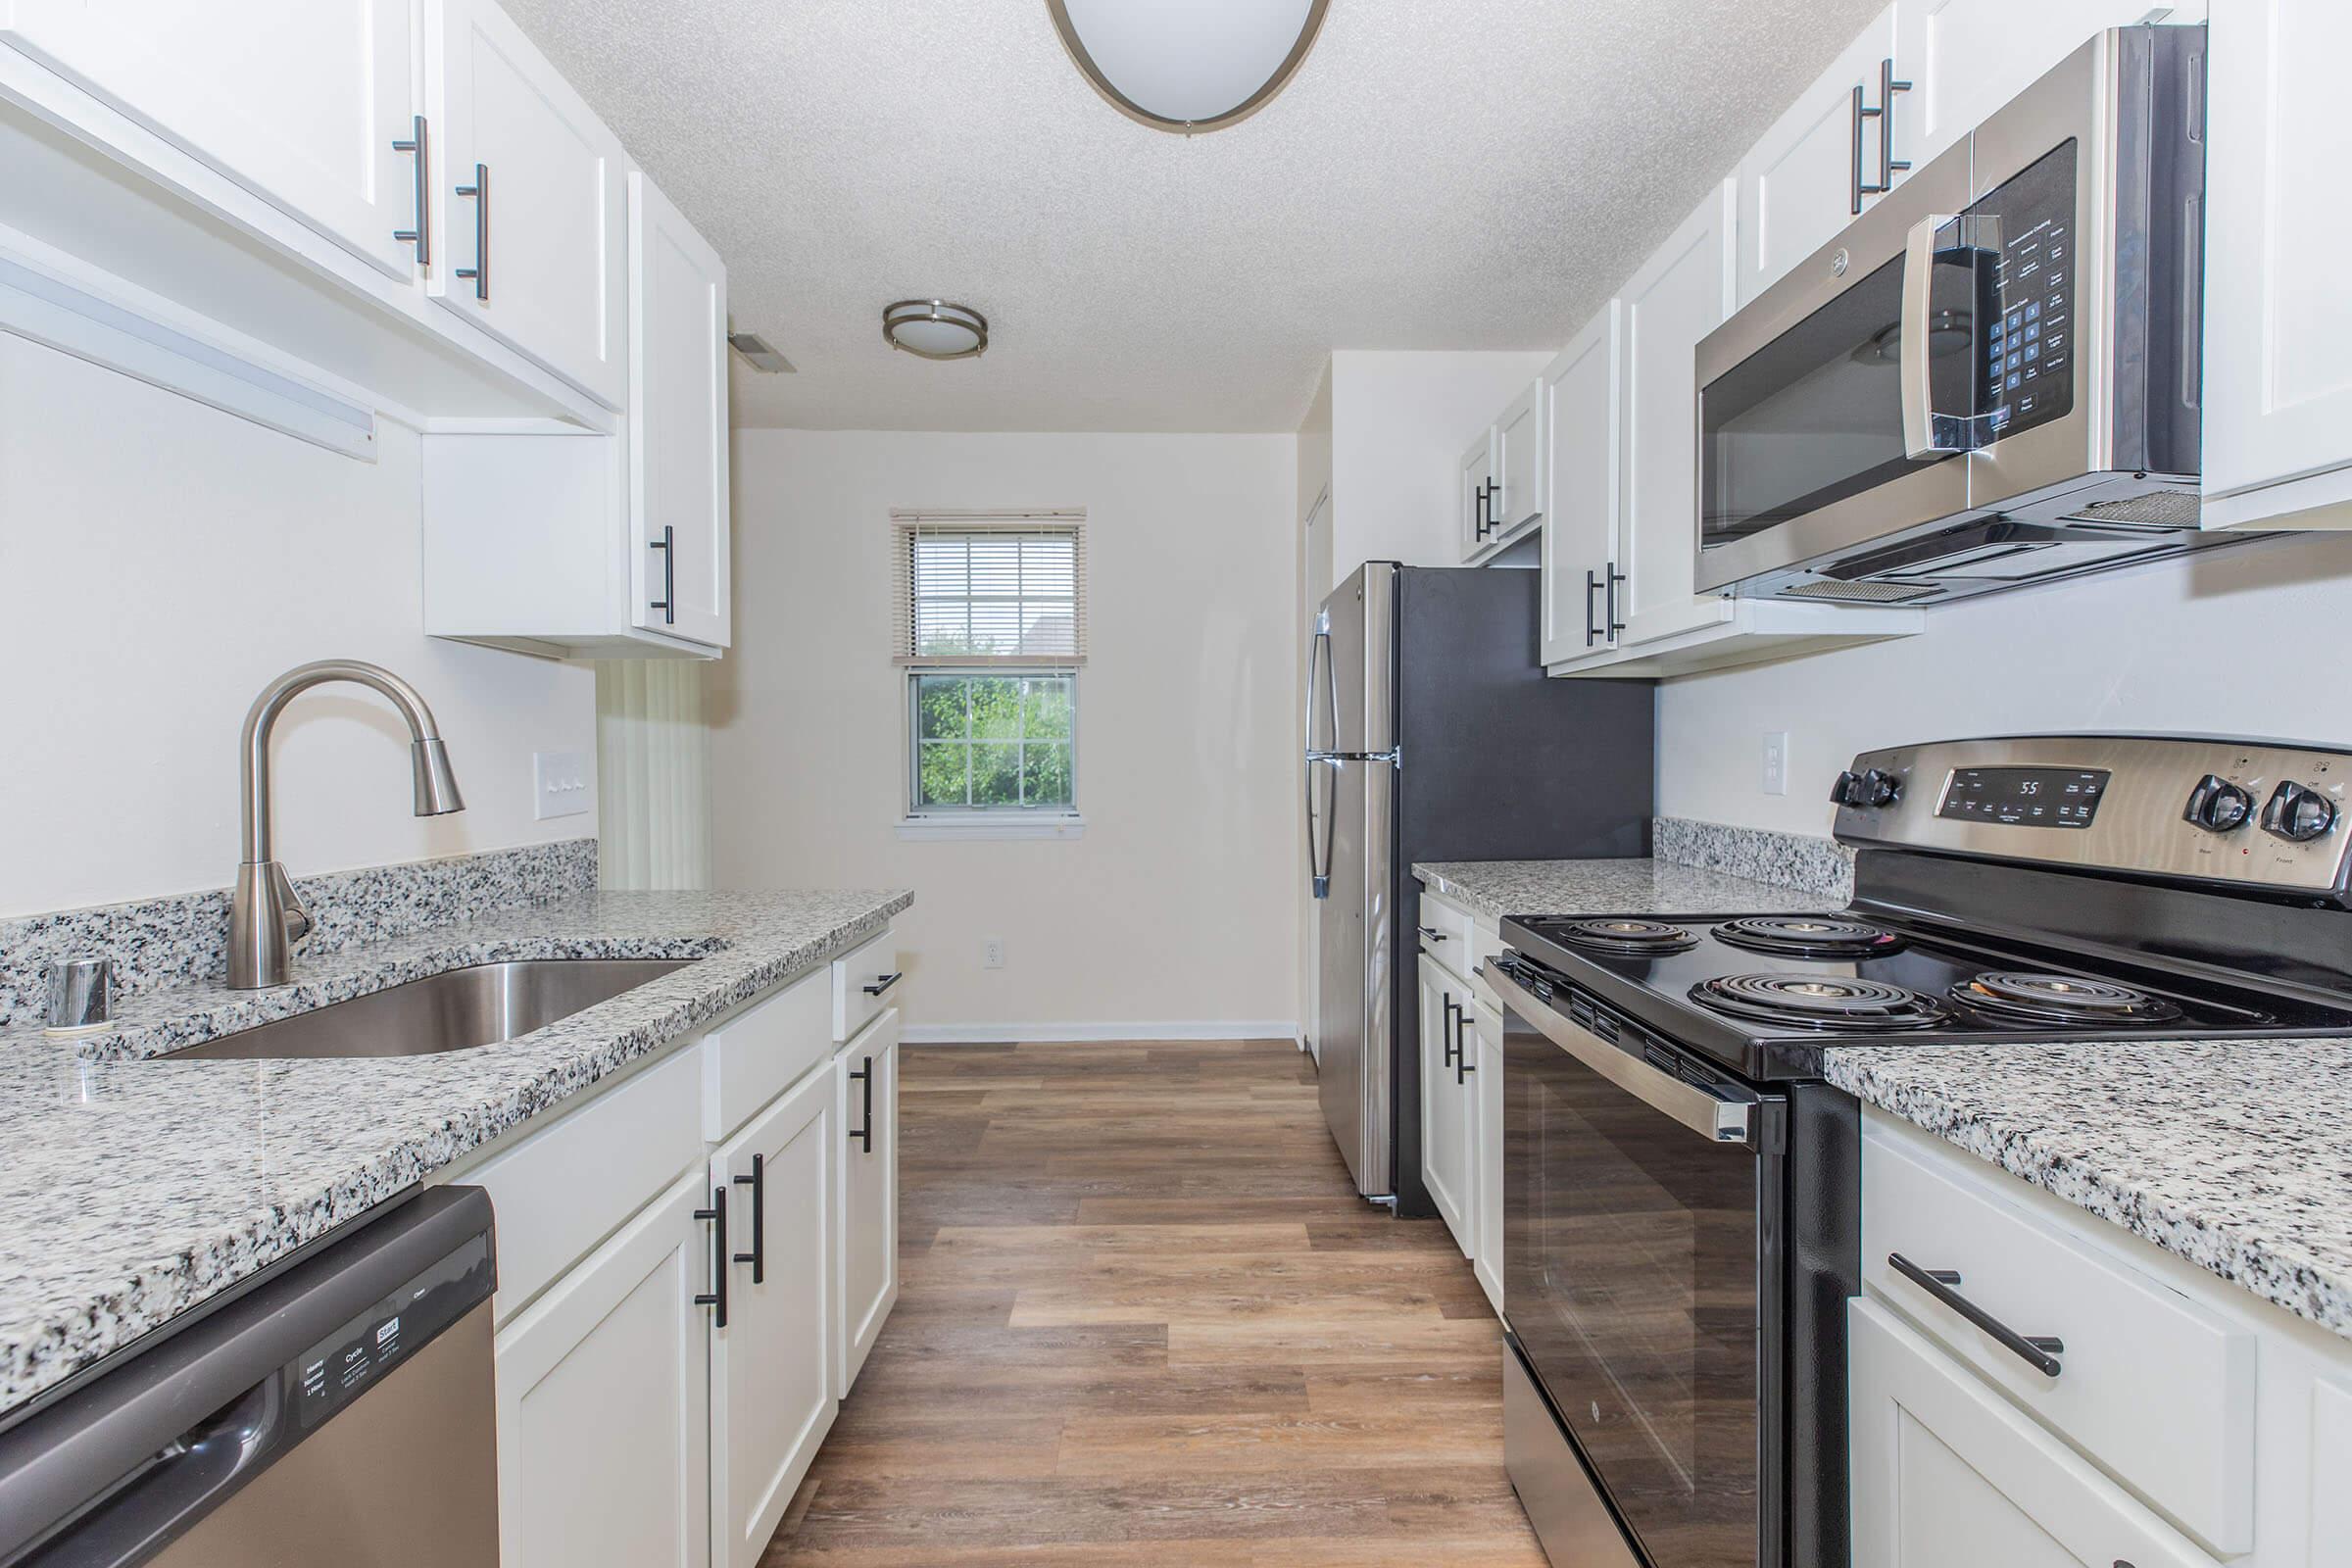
xmin=1047 ymin=0 xmax=1330 ymax=135
xmin=883 ymin=300 xmax=989 ymax=361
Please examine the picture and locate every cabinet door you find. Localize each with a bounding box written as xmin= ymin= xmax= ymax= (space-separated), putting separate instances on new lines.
xmin=628 ymin=172 xmax=731 ymax=646
xmin=710 ymin=1063 xmax=839 ymax=1568
xmin=495 ymin=1168 xmax=712 ymax=1568
xmin=428 ymin=0 xmax=628 ymax=408
xmin=1734 ymin=6 xmax=1902 ymax=307
xmin=1618 ymin=182 xmax=1738 ymax=648
xmin=1849 ymin=1299 xmax=2221 ymax=1568
xmin=836 ymin=1009 xmax=901 ymax=1395
xmin=1416 ymin=955 xmax=1471 ymax=1254
xmin=1 ymin=0 xmax=421 ymax=277
xmin=1471 ymin=992 xmax=1503 ymax=1314
xmin=1491 ymin=377 xmax=1546 ymax=543
xmin=2202 ymin=0 xmax=2352 ymax=505
xmin=1892 ymin=0 xmax=2203 ymax=171
xmin=1538 ymin=304 xmax=1622 ymax=666
xmin=1458 ymin=429 xmax=1497 ymax=561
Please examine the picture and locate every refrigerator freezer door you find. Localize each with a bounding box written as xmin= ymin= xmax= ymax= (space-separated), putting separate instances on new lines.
xmin=1320 ymin=564 xmax=1396 ymax=758
xmin=1316 ymin=755 xmax=1394 ymax=1198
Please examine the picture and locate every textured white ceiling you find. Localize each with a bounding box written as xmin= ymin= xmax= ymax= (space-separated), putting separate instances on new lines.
xmin=501 ymin=0 xmax=1886 ymax=432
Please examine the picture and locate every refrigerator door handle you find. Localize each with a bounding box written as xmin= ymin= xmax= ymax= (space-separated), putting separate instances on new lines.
xmin=1305 ymin=756 xmax=1336 ymax=899
xmin=1303 ymin=619 xmax=1337 ymax=758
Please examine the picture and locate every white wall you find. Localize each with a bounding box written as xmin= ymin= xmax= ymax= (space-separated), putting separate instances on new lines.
xmin=708 ymin=429 xmax=1299 ymax=1037
xmin=1656 ymin=533 xmax=2352 ymax=835
xmin=0 ymin=334 xmax=598 ymax=916
xmin=1321 ymin=349 xmax=1554 ymax=595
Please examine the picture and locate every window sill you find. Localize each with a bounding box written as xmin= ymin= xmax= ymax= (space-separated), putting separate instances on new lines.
xmin=895 ymin=814 xmax=1088 ymax=842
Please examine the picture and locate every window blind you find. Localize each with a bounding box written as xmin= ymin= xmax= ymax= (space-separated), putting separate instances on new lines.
xmin=890 ymin=510 xmax=1087 ymax=666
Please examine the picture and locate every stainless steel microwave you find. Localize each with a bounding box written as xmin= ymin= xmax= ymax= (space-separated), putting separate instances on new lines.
xmin=1693 ymin=25 xmax=2237 ymax=606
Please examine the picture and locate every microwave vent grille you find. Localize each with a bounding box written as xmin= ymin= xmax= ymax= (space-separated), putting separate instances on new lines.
xmin=1779 ymin=578 xmax=1942 ymax=604
xmin=2061 ymin=492 xmax=2202 ymax=530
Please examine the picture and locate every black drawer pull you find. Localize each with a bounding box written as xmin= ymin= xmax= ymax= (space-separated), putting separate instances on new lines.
xmin=1888 ymin=1252 xmax=2062 ymax=1377
xmin=731 ymin=1152 xmax=765 ymax=1284
xmin=1441 ymin=995 xmax=1460 ymax=1069
xmin=1416 ymin=925 xmax=1448 ymax=943
xmin=862 ymin=971 xmax=903 ymax=997
xmin=694 ymin=1186 xmax=729 ymax=1328
xmin=849 ymin=1059 xmax=875 ymax=1152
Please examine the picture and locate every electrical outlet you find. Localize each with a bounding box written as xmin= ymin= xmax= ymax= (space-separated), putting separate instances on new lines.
xmin=982 ymin=939 xmax=1005 ymax=970
xmin=533 ymin=750 xmax=591 ymax=820
xmin=1761 ymin=732 xmax=1789 ymax=797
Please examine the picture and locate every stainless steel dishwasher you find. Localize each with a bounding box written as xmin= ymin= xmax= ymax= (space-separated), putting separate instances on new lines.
xmin=0 ymin=1187 xmax=498 ymax=1567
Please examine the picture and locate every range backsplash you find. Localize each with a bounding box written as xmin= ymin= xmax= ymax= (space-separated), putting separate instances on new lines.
xmin=0 ymin=839 xmax=599 ymax=1028
xmin=1652 ymin=816 xmax=1854 ymax=902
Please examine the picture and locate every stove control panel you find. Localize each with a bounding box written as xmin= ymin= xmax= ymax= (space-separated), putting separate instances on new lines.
xmin=1834 ymin=737 xmax=2352 ymax=898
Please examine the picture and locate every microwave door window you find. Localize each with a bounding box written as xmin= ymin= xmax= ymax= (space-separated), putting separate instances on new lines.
xmin=1699 ymin=253 xmax=1962 ymax=546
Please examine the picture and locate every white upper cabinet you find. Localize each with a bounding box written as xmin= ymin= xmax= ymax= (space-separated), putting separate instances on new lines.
xmin=1537 ymin=304 xmax=1622 ymax=666
xmin=427 ymin=0 xmax=628 ymax=409
xmin=1617 ymin=181 xmax=1738 ymax=648
xmin=629 ymin=172 xmax=731 ymax=647
xmin=1457 ymin=428 xmax=1497 ymax=560
xmin=1 ymin=0 xmax=424 ymax=279
xmin=1892 ymin=0 xmax=2208 ymax=171
xmin=2201 ymin=0 xmax=2352 ymax=529
xmin=1491 ymin=377 xmax=1546 ymax=543
xmin=1734 ymin=7 xmax=1904 ymax=308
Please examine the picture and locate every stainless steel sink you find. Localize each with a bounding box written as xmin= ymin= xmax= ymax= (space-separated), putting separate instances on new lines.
xmin=172 ymin=958 xmax=695 ymax=1061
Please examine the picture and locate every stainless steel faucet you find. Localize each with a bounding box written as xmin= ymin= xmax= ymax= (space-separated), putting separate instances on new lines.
xmin=229 ymin=661 xmax=466 ymax=989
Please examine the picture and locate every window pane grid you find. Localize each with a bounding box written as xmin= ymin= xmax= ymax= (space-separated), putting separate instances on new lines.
xmin=910 ymin=672 xmax=1075 ymax=814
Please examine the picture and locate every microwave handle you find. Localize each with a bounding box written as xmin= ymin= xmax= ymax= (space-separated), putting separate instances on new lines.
xmin=1900 ymin=212 xmax=2001 ymax=461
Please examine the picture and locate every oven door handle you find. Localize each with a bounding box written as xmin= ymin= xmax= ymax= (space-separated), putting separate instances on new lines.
xmin=1489 ymin=962 xmax=1761 ymax=1149
xmin=1900 ymin=210 xmax=2002 ymax=461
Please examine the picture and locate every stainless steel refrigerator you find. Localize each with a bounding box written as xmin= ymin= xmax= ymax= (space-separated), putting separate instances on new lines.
xmin=1306 ymin=563 xmax=1653 ymax=1215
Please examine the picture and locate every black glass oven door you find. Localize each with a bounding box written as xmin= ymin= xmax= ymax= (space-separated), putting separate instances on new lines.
xmin=1501 ymin=988 xmax=1786 ymax=1568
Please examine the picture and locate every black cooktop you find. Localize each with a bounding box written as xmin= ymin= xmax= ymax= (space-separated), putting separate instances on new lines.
xmin=1497 ymin=909 xmax=2352 ymax=1081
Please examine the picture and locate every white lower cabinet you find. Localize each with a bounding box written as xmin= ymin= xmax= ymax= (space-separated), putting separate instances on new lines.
xmin=1849 ymin=1298 xmax=2218 ymax=1568
xmin=1416 ymin=953 xmax=1473 ymax=1255
xmin=836 ymin=1008 xmax=901 ymax=1394
xmin=495 ymin=1166 xmax=713 ymax=1568
xmin=710 ymin=1064 xmax=839 ymax=1568
xmin=1470 ymin=989 xmax=1503 ymax=1314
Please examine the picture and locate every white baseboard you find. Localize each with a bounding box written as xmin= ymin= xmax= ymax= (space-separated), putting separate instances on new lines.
xmin=902 ymin=1019 xmax=1300 ymax=1045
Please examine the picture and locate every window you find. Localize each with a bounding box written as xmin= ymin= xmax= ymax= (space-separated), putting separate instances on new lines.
xmin=892 ymin=512 xmax=1086 ymax=835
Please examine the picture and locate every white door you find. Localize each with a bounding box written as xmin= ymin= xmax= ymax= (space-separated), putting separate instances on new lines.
xmin=710 ymin=1064 xmax=839 ymax=1568
xmin=427 ymin=0 xmax=628 ymax=408
xmin=836 ymin=1010 xmax=901 ymax=1394
xmin=2202 ymin=0 xmax=2352 ymax=505
xmin=1735 ymin=6 xmax=1904 ymax=307
xmin=1471 ymin=991 xmax=1503 ymax=1314
xmin=1538 ymin=303 xmax=1623 ymax=666
xmin=628 ymin=172 xmax=731 ymax=646
xmin=1617 ymin=181 xmax=1738 ymax=648
xmin=1417 ymin=955 xmax=1471 ymax=1254
xmin=495 ymin=1168 xmax=712 ymax=1568
xmin=1 ymin=0 xmax=422 ymax=277
xmin=1458 ymin=429 xmax=1497 ymax=560
xmin=1893 ymin=0 xmax=2206 ymax=171
xmin=1849 ymin=1299 xmax=2221 ymax=1568
xmin=1491 ymin=377 xmax=1545 ymax=543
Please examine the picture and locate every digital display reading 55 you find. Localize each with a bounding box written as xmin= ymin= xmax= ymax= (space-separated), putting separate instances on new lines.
xmin=1937 ymin=767 xmax=2110 ymax=828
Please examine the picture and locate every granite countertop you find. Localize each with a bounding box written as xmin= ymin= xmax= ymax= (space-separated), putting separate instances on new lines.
xmin=1827 ymin=1041 xmax=2352 ymax=1340
xmin=0 ymin=887 xmax=909 ymax=1418
xmin=1413 ymin=858 xmax=1847 ymax=922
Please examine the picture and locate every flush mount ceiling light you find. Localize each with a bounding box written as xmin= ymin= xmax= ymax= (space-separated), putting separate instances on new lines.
xmin=1047 ymin=0 xmax=1330 ymax=135
xmin=883 ymin=300 xmax=989 ymax=361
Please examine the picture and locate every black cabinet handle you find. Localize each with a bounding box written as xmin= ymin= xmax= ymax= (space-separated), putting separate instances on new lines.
xmin=731 ymin=1153 xmax=764 ymax=1284
xmin=1605 ymin=565 xmax=1626 ymax=638
xmin=649 ymin=524 xmax=675 ymax=624
xmin=1852 ymin=60 xmax=1912 ymax=214
xmin=694 ymin=1186 xmax=729 ymax=1328
xmin=453 ymin=162 xmax=489 ymax=300
xmin=391 ymin=115 xmax=429 ymax=265
xmin=861 ymin=971 xmax=903 ymax=997
xmin=1584 ymin=569 xmax=1603 ymax=648
xmin=1888 ymin=1252 xmax=2062 ymax=1378
xmin=849 ymin=1058 xmax=875 ymax=1152
xmin=1416 ymin=925 xmax=1448 ymax=943
xmin=1441 ymin=995 xmax=1461 ymax=1069
xmin=1481 ymin=478 xmax=1501 ymax=538
xmin=1472 ymin=483 xmax=1490 ymax=541
xmin=1456 ymin=1024 xmax=1476 ymax=1086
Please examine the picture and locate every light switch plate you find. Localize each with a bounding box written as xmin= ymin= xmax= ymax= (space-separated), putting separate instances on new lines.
xmin=1761 ymin=732 xmax=1789 ymax=797
xmin=533 ymin=750 xmax=591 ymax=820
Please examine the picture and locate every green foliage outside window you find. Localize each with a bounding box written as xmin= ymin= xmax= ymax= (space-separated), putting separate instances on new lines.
xmin=914 ymin=674 xmax=1074 ymax=810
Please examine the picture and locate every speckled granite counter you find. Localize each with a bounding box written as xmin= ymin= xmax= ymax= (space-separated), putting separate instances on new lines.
xmin=1413 ymin=858 xmax=1846 ymax=923
xmin=1826 ymin=1041 xmax=2352 ymax=1340
xmin=0 ymin=887 xmax=909 ymax=1417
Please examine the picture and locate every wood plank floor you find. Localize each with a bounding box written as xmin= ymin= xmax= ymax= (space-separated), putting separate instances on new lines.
xmin=760 ymin=1040 xmax=1547 ymax=1566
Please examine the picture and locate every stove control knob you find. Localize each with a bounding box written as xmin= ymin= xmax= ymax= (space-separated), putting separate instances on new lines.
xmin=1830 ymin=770 xmax=1863 ymax=807
xmin=2260 ymin=780 xmax=2339 ymax=843
xmin=1856 ymin=768 xmax=1903 ymax=808
xmin=2182 ymin=774 xmax=2254 ymax=833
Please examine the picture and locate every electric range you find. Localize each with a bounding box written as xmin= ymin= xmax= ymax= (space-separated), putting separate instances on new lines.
xmin=1492 ymin=735 xmax=2352 ymax=1568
